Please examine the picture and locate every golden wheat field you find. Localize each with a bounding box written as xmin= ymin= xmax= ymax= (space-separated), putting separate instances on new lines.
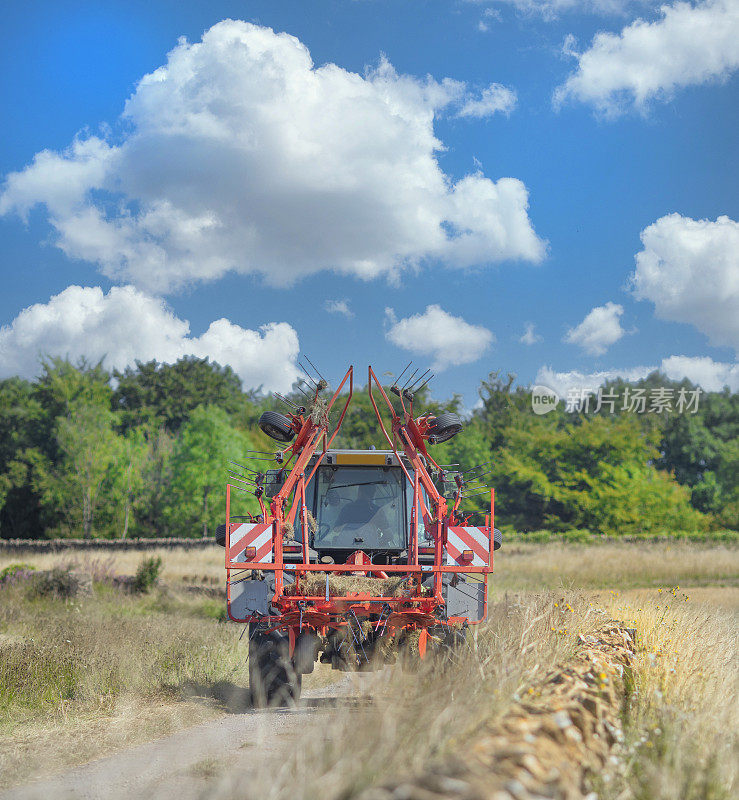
xmin=0 ymin=541 xmax=737 ymax=798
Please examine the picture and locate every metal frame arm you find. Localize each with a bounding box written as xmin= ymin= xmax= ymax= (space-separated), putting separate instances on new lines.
xmin=270 ymin=366 xmax=354 ymax=517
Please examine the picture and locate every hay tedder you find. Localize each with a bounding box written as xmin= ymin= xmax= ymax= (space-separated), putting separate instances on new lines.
xmin=217 ymin=364 xmax=501 ymax=706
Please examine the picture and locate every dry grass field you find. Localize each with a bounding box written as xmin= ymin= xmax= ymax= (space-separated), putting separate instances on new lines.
xmin=0 ymin=554 xmax=336 ymax=791
xmin=596 ymin=591 xmax=737 ymax=799
xmin=0 ymin=540 xmax=736 ymax=797
xmin=492 ymin=540 xmax=739 ymax=594
xmin=210 ymin=587 xmax=736 ymax=800
xmin=212 ymin=591 xmax=604 ymax=800
xmin=0 ymin=547 xmax=226 ymax=588
xmin=3 ymin=538 xmax=736 ymax=598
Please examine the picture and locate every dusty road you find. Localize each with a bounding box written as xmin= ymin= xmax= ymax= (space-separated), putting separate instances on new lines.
xmin=1 ymin=677 xmax=361 ymax=800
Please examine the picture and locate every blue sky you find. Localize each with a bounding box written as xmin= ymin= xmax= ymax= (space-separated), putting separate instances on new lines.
xmin=0 ymin=0 xmax=737 ymax=406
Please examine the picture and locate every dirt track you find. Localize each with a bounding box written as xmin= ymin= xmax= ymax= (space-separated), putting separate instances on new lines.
xmin=5 ymin=625 xmax=636 ymax=800
xmin=1 ymin=677 xmax=359 ymax=800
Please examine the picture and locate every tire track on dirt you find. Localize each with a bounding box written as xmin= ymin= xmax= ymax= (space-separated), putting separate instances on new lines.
xmin=1 ymin=677 xmax=358 ymax=800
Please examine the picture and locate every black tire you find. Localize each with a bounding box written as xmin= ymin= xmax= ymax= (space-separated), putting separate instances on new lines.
xmin=427 ymin=412 xmax=463 ymax=444
xmin=493 ymin=527 xmax=502 ymax=551
xmin=215 ymin=524 xmax=226 ymax=547
xmin=258 ymin=411 xmax=295 ymax=443
xmin=442 ymin=626 xmax=467 ymax=654
xmin=293 ymin=632 xmax=320 ymax=674
xmin=248 ymin=628 xmax=302 ymax=708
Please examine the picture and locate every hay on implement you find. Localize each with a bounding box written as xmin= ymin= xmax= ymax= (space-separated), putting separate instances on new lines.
xmin=287 ymin=574 xmax=412 ymax=598
xmin=281 ymin=521 xmax=294 ymax=542
xmin=309 ymin=396 xmax=330 ymax=428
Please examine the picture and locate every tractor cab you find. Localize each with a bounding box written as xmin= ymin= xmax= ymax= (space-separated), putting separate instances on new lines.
xmin=267 ymin=450 xmax=421 ymax=564
xmin=310 ymin=452 xmax=414 ymax=563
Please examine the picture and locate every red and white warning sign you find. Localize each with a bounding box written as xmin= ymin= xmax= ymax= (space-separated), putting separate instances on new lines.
xmin=445 ymin=526 xmax=491 ymax=567
xmin=228 ymin=522 xmax=274 ymax=564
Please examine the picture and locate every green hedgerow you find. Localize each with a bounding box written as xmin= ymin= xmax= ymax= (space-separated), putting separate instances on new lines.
xmin=0 ymin=564 xmax=36 ymax=582
xmin=132 ymin=555 xmax=163 ymax=593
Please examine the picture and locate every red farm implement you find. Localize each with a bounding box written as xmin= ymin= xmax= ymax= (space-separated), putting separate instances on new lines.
xmin=216 ymin=363 xmax=502 ymax=706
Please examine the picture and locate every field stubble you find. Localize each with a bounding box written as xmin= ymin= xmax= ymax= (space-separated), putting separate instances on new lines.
xmin=0 ymin=567 xmax=335 ymax=790
xmin=210 ymin=540 xmax=738 ymax=799
xmin=0 ymin=541 xmax=736 ymax=797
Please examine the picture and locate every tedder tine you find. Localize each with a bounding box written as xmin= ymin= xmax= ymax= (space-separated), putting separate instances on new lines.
xmin=407 ymin=368 xmax=431 ymax=392
xmin=394 ymin=360 xmax=412 ymax=387
xmin=302 ymin=354 xmax=328 ymax=386
xmin=412 ymin=372 xmax=434 ymax=394
xmin=401 ymin=367 xmax=419 ymax=391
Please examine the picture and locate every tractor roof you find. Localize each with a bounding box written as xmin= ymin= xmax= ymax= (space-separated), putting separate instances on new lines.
xmin=308 ymin=449 xmax=410 ymax=467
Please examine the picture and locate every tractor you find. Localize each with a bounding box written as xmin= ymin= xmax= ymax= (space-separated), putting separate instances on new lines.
xmin=216 ymin=365 xmax=501 ymax=706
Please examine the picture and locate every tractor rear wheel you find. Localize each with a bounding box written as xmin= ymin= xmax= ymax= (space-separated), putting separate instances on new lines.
xmin=248 ymin=628 xmax=302 ymax=708
xmin=258 ymin=411 xmax=295 ymax=443
xmin=493 ymin=527 xmax=503 ymax=551
xmin=215 ymin=524 xmax=226 ymax=547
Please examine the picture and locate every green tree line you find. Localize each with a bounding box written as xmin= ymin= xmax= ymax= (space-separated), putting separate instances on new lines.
xmin=0 ymin=357 xmax=268 ymax=539
xmin=428 ymin=373 xmax=738 ymax=533
xmin=0 ymin=358 xmax=736 ymax=539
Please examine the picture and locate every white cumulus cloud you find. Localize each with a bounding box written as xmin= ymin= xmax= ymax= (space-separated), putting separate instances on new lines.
xmin=554 ymin=0 xmax=739 ymax=115
xmin=660 ymin=355 xmax=739 ymax=390
xmin=0 ymin=21 xmax=544 ymax=294
xmin=457 ymin=83 xmax=517 ymax=117
xmin=631 ymin=213 xmax=739 ymax=352
xmin=471 ymin=0 xmax=644 ymax=21
xmin=564 ymin=301 xmax=625 ymax=355
xmin=0 ymin=285 xmax=300 ymax=392
xmin=385 ymin=304 xmax=494 ymax=371
xmin=536 ymin=355 xmax=739 ymax=396
xmin=324 ymin=299 xmax=354 ymax=319
xmin=536 ymin=364 xmax=654 ymax=396
xmin=519 ymin=322 xmax=542 ymax=345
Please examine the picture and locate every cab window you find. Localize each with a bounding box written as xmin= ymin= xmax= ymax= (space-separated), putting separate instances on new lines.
xmin=314 ymin=466 xmax=405 ymax=549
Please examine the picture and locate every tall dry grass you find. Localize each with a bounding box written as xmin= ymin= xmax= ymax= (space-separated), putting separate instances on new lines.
xmin=2 ymin=542 xmax=736 ymax=795
xmin=493 ymin=541 xmax=739 ymax=592
xmin=0 ymin=546 xmax=226 ymax=586
xmin=597 ymin=590 xmax=738 ymax=800
xmin=0 ymin=577 xmax=245 ymax=788
xmin=212 ymin=591 xmax=604 ymax=800
xmin=204 ymin=588 xmax=737 ymax=800
xmin=0 ymin=595 xmax=244 ymax=726
xmin=0 ymin=557 xmax=343 ymax=790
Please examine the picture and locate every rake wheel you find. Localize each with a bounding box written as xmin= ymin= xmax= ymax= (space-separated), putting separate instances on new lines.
xmin=258 ymin=411 xmax=295 ymax=443
xmin=427 ymin=412 xmax=463 ymax=444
